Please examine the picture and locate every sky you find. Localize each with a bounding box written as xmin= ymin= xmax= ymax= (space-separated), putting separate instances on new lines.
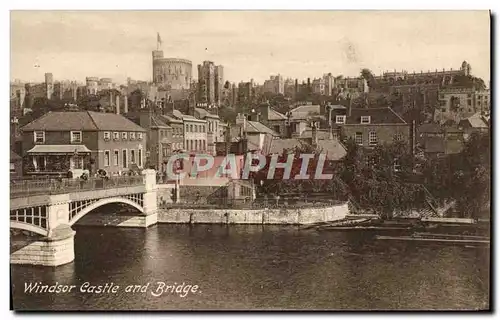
xmin=10 ymin=11 xmax=491 ymax=85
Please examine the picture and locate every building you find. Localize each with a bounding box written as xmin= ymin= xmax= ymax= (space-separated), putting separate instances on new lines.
xmin=312 ymin=78 xmax=326 ymax=95
xmin=10 ymin=81 xmax=26 ymax=116
xmin=171 ymin=110 xmax=208 ymax=154
xmin=152 ymin=49 xmax=192 ymax=100
xmin=284 ymin=78 xmax=296 ymax=98
xmin=263 ymin=75 xmax=284 ymax=95
xmin=335 ymin=77 xmax=369 ymax=98
xmin=237 ymin=80 xmax=256 ymax=110
xmin=249 ymin=103 xmax=288 ymax=137
xmin=323 ymin=73 xmax=335 ymax=96
xmin=232 ymin=114 xmax=279 ymax=154
xmin=458 ymin=113 xmax=489 ymax=139
xmin=329 ymin=106 xmax=411 ymax=149
xmin=435 ymin=87 xmax=490 ymax=124
xmin=194 ymin=107 xmax=224 ymax=155
xmin=197 ymin=61 xmax=224 ymax=106
xmin=20 ymin=111 xmax=147 ymax=177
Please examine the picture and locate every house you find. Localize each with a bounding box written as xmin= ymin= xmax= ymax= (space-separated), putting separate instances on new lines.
xmin=329 ymin=107 xmax=411 ymax=149
xmin=126 ymin=110 xmax=174 ymax=171
xmin=231 ymin=114 xmax=280 ymax=154
xmin=172 ymin=110 xmax=208 ymax=155
xmin=20 ymin=111 xmax=147 ymax=177
xmin=249 ymin=103 xmax=288 ymax=137
xmin=458 ymin=112 xmax=489 ymax=139
xmin=194 ymin=107 xmax=224 ymax=155
xmin=10 ymin=150 xmax=22 ymax=179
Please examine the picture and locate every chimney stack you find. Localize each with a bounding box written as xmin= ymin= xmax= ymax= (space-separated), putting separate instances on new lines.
xmin=116 ymin=94 xmax=120 ymax=114
xmin=124 ymin=96 xmax=128 ymax=114
xmin=312 ymin=122 xmax=318 ymax=146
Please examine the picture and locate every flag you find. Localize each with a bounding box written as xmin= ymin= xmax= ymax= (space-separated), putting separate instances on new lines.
xmin=157 ymin=32 xmax=162 ymax=46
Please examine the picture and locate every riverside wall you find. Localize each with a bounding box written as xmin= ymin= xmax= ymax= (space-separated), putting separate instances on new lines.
xmin=157 ymin=202 xmax=350 ymax=225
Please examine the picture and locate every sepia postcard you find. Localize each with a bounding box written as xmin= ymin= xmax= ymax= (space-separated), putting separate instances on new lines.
xmin=9 ymin=10 xmax=491 ymax=311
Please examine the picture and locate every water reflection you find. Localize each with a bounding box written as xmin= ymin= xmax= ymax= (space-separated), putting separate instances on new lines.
xmin=11 ymin=224 xmax=489 ymax=310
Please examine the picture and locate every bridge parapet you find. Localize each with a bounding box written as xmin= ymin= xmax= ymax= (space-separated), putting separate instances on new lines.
xmin=10 ymin=175 xmax=145 ymax=199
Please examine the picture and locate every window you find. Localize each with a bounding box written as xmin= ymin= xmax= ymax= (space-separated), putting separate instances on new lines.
xmin=467 ymin=100 xmax=472 ymax=106
xmin=71 ymin=131 xmax=82 ymax=143
xmin=393 ymin=159 xmax=401 ymax=172
xmin=394 ymin=133 xmax=403 ymax=142
xmin=34 ymin=131 xmax=45 ymax=144
xmin=355 ymin=132 xmax=363 ymax=145
xmin=185 ymin=124 xmax=189 ymax=132
xmin=137 ymin=132 xmax=143 ymax=140
xmin=360 ymin=116 xmax=371 ymax=124
xmin=104 ymin=132 xmax=111 ymax=141
xmin=113 ymin=132 xmax=119 ymax=140
xmin=10 ymin=163 xmax=15 ymax=173
xmin=195 ymin=125 xmax=198 ymax=133
xmin=190 ymin=124 xmax=194 ymax=132
xmin=113 ymin=150 xmax=119 ymax=166
xmin=70 ymin=155 xmax=84 ymax=169
xmin=369 ymin=131 xmax=378 ymax=146
xmin=274 ymin=125 xmax=281 ymax=133
xmin=104 ymin=150 xmax=110 ymax=167
xmin=332 ymin=130 xmax=339 ymax=140
xmin=122 ymin=149 xmax=128 ymax=168
xmin=336 ymin=115 xmax=346 ymax=124
xmin=122 ymin=132 xmax=128 ymax=140
xmin=138 ymin=149 xmax=143 ymax=167
xmin=130 ymin=150 xmax=135 ymax=164
xmin=441 ymin=108 xmax=446 ymax=112
xmin=202 ymin=140 xmax=206 ymax=150
xmin=130 ymin=132 xmax=136 ymax=140
xmin=202 ymin=126 xmax=205 ymax=133
xmin=162 ymin=145 xmax=168 ymax=157
xmin=467 ymin=94 xmax=472 ymax=98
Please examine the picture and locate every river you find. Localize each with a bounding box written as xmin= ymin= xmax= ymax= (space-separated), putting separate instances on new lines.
xmin=11 ymin=224 xmax=489 ymax=310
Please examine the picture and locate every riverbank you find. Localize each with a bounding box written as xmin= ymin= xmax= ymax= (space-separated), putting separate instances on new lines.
xmin=76 ymin=202 xmax=350 ymax=226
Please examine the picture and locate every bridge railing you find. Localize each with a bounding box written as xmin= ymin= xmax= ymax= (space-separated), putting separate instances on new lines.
xmin=10 ymin=175 xmax=145 ymax=198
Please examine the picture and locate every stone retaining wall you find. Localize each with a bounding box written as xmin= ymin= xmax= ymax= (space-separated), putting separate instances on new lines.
xmin=10 ymin=232 xmax=75 ymax=267
xmin=158 ymin=202 xmax=349 ymax=225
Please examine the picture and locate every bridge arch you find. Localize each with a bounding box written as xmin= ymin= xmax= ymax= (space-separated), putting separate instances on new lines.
xmin=69 ymin=197 xmax=144 ymax=226
xmin=10 ymin=221 xmax=49 ymax=237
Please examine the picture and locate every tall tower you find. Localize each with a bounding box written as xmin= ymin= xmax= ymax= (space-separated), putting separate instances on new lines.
xmin=45 ymin=73 xmax=54 ymax=99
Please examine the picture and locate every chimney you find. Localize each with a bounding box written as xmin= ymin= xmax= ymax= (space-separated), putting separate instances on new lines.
xmin=124 ymin=96 xmax=129 ymax=114
xmin=411 ymin=120 xmax=416 ymax=155
xmin=312 ymin=122 xmax=318 ymax=146
xmin=116 ymin=94 xmax=120 ymax=114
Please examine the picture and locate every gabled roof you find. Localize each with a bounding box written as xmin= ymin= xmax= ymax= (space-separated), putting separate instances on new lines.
xmin=268 ymin=108 xmax=287 ymax=120
xmin=159 ymin=114 xmax=183 ymax=124
xmin=460 ymin=113 xmax=489 ymax=129
xmin=246 ymin=121 xmax=280 ymax=136
xmin=316 ymin=139 xmax=347 ymax=161
xmin=21 ymin=111 xmax=146 ymax=132
xmin=195 ymin=108 xmax=219 ymax=119
xmin=346 ymin=107 xmax=407 ymax=125
xmin=289 ymin=105 xmax=321 ymax=120
xmin=269 ymin=138 xmax=304 ymax=154
xmin=173 ymin=110 xmax=205 ymax=122
xmin=151 ymin=115 xmax=172 ymax=129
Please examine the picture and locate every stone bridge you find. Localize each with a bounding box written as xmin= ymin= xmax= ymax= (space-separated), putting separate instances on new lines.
xmin=10 ymin=170 xmax=160 ymax=267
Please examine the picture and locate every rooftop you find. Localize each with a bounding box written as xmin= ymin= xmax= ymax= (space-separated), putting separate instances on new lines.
xmin=346 ymin=107 xmax=407 ymax=125
xmin=21 ymin=111 xmax=146 ymax=132
xmin=195 ymin=108 xmax=220 ymax=119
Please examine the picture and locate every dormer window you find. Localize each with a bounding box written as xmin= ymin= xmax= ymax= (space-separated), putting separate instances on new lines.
xmin=122 ymin=132 xmax=128 ymax=140
xmin=335 ymin=115 xmax=346 ymax=124
xmin=71 ymin=131 xmax=82 ymax=143
xmin=361 ymin=116 xmax=371 ymax=124
xmin=34 ymin=131 xmax=45 ymax=144
xmin=113 ymin=132 xmax=119 ymax=140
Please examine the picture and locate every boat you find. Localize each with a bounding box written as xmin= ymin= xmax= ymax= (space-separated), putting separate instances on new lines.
xmin=375 ymin=232 xmax=490 ymax=245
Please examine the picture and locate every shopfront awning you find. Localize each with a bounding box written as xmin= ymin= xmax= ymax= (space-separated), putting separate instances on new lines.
xmin=27 ymin=145 xmax=92 ymax=155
